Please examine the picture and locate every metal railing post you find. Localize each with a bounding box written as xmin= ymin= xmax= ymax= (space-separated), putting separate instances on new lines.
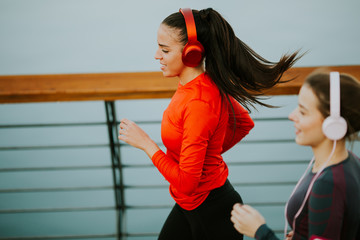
xmin=105 ymin=101 xmax=126 ymax=239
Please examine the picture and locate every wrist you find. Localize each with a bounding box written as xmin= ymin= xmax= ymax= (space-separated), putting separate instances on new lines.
xmin=143 ymin=139 xmax=160 ymax=159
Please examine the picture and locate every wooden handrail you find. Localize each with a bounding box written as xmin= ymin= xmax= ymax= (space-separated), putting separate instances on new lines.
xmin=0 ymin=65 xmax=359 ymax=103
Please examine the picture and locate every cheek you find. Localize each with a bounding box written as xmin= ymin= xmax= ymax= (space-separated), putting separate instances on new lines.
xmin=305 ymin=120 xmax=322 ymax=132
xmin=168 ymin=54 xmax=184 ymax=70
xmin=307 ymin=126 xmax=325 ymax=140
xmin=296 ymin=119 xmax=325 ymax=145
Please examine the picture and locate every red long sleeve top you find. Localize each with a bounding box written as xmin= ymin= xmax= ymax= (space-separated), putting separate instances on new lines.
xmin=151 ymin=73 xmax=254 ymax=210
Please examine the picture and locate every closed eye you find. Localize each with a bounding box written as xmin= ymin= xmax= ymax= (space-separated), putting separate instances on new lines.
xmin=299 ymin=104 xmax=307 ymax=115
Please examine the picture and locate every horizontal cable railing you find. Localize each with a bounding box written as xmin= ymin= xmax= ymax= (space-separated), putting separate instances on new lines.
xmin=1 ymin=66 xmax=359 ymax=240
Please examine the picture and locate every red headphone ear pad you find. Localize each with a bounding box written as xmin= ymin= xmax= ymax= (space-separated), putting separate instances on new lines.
xmin=182 ymin=41 xmax=205 ymax=67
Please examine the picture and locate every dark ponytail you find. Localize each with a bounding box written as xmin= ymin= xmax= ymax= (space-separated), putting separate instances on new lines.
xmin=162 ymin=8 xmax=303 ymax=111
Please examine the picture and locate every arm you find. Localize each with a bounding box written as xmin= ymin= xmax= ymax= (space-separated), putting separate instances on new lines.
xmin=222 ymin=97 xmax=254 ymax=153
xmin=307 ymin=176 xmax=345 ymax=239
xmin=118 ymin=118 xmax=201 ymax=196
xmin=152 ymin=100 xmax=219 ymax=195
xmin=231 ymin=204 xmax=279 ymax=240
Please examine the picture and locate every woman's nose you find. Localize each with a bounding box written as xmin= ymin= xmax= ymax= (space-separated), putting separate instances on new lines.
xmin=154 ymin=48 xmax=162 ymax=60
xmin=288 ymin=108 xmax=297 ymax=122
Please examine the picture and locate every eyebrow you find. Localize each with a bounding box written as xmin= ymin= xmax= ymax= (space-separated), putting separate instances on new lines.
xmin=158 ymin=43 xmax=169 ymax=48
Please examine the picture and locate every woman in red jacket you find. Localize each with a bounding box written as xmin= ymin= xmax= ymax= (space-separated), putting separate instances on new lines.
xmin=118 ymin=8 xmax=301 ymax=240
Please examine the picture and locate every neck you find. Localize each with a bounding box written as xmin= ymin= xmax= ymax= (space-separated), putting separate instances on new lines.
xmin=312 ymin=139 xmax=348 ymax=172
xmin=179 ymin=65 xmax=205 ymax=85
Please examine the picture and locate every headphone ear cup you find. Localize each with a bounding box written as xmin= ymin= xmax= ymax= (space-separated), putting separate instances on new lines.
xmin=182 ymin=41 xmax=205 ymax=67
xmin=322 ymin=116 xmax=348 ymax=140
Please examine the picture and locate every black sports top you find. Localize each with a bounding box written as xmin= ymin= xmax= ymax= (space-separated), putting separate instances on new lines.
xmin=255 ymin=151 xmax=360 ymax=240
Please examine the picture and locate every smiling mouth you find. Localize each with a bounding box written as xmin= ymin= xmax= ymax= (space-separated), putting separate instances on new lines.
xmin=293 ymin=125 xmax=300 ymax=135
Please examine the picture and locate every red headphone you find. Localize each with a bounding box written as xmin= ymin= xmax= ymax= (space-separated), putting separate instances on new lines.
xmin=179 ymin=8 xmax=205 ymax=67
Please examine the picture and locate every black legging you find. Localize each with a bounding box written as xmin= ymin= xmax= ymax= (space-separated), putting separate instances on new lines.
xmin=158 ymin=179 xmax=243 ymax=240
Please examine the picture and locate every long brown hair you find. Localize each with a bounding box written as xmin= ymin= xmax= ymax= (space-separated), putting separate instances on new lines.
xmin=162 ymin=8 xmax=303 ymax=111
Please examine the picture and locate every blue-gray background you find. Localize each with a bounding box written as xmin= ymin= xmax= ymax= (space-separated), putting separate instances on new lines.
xmin=1 ymin=0 xmax=360 ymax=75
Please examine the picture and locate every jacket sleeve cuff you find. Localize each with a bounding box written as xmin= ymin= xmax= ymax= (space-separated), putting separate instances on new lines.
xmin=151 ymin=149 xmax=164 ymax=166
xmin=255 ymin=224 xmax=278 ymax=240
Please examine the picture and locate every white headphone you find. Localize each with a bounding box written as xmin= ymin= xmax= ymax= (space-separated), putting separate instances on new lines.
xmin=322 ymin=71 xmax=347 ymax=140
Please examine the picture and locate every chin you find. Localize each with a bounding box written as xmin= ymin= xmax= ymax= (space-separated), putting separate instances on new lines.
xmin=162 ymin=72 xmax=177 ymax=78
xmin=161 ymin=72 xmax=169 ymax=78
xmin=295 ymin=137 xmax=307 ymax=146
xmin=295 ymin=138 xmax=315 ymax=147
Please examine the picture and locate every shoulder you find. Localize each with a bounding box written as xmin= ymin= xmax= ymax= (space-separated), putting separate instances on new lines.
xmin=312 ymin=170 xmax=336 ymax=196
xmin=180 ymin=74 xmax=223 ymax=112
xmin=342 ymin=152 xmax=360 ymax=189
xmin=312 ymin=162 xmax=348 ymax=200
xmin=184 ymin=73 xmax=221 ymax=102
xmin=346 ymin=151 xmax=360 ymax=170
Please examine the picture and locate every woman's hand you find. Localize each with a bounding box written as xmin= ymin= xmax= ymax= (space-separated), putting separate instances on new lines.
xmin=118 ymin=118 xmax=160 ymax=158
xmin=231 ymin=203 xmax=266 ymax=238
xmin=286 ymin=231 xmax=293 ymax=240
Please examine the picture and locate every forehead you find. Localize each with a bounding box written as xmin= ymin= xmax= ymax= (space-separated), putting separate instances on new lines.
xmin=298 ymin=85 xmax=320 ymax=110
xmin=157 ymin=24 xmax=183 ymax=46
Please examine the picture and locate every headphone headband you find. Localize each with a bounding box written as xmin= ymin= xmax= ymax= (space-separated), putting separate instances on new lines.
xmin=179 ymin=8 xmax=197 ymax=42
xmin=178 ymin=8 xmax=205 ymax=67
xmin=322 ymin=71 xmax=347 ymax=140
xmin=330 ymin=71 xmax=341 ymax=117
